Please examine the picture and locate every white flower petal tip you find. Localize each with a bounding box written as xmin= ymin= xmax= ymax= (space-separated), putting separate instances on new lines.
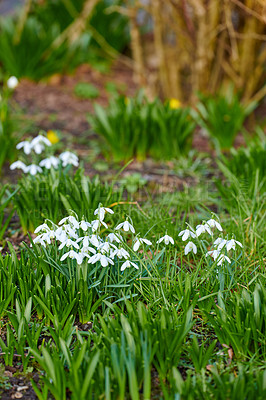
xmin=94 ymin=206 xmax=114 ymax=221
xmin=59 ymin=151 xmax=79 ymax=167
xmin=10 ymin=161 xmax=27 ymax=172
xmin=217 ymin=254 xmax=231 ymax=266
xmin=39 ymin=156 xmax=60 ymax=169
xmin=25 ymin=164 xmax=43 ymax=175
xmin=115 ymin=221 xmax=135 ymax=233
xmin=156 ymin=234 xmax=174 ymax=245
xmin=206 ymin=219 xmax=223 ymax=232
xmin=120 ymin=260 xmax=139 ymax=271
xmin=178 ymin=229 xmax=196 ymax=241
xmin=184 ymin=241 xmax=197 ymax=255
xmin=133 ymin=237 xmax=152 ymax=252
xmin=7 ymin=76 xmax=19 ymax=89
xmin=196 ymin=224 xmax=212 ymax=237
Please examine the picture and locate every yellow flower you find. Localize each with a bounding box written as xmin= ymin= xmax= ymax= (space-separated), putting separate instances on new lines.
xmin=169 ymin=98 xmax=182 ymax=109
xmin=47 ymin=130 xmax=59 ymax=144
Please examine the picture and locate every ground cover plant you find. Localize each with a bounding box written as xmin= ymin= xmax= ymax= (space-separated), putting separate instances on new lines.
xmin=0 ymin=1 xmax=265 ymax=398
xmin=89 ymin=92 xmax=195 ymax=161
xmin=0 ymin=0 xmax=129 ymax=80
xmin=191 ymin=91 xmax=257 ymax=150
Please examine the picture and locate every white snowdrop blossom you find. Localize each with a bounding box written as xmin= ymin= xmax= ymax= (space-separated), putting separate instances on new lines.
xmin=16 ymin=141 xmax=32 ymax=155
xmin=206 ymin=249 xmax=221 ymax=260
xmin=94 ymin=206 xmax=114 ymax=221
xmin=107 ymin=233 xmax=122 ymax=244
xmin=225 ymin=239 xmax=243 ymax=251
xmin=213 ymin=237 xmax=227 ymax=250
xmin=217 ymin=254 xmax=231 ymax=266
xmin=59 ymin=151 xmax=79 ymax=167
xmin=80 ymin=220 xmax=91 ymax=231
xmin=184 ymin=241 xmax=197 ymax=255
xmin=60 ymin=250 xmax=83 ymax=264
xmin=33 ymin=235 xmax=48 ymax=247
xmin=121 ymin=260 xmax=139 ymax=271
xmin=157 ymin=234 xmax=174 ymax=245
xmin=115 ymin=221 xmax=135 ymax=233
xmin=58 ymin=238 xmax=79 ymax=250
xmin=89 ymin=234 xmax=101 ymax=248
xmin=196 ymin=224 xmax=212 ymax=237
xmin=206 ymin=219 xmax=223 ymax=232
xmin=178 ymin=229 xmax=196 ymax=241
xmin=31 ymin=135 xmax=51 ymax=154
xmin=88 ymin=253 xmax=114 ymax=267
xmin=34 ymin=223 xmax=50 ymax=234
xmin=7 ymin=76 xmax=19 ymax=89
xmin=10 ymin=161 xmax=27 ymax=172
xmin=111 ymin=247 xmax=130 ymax=260
xmin=91 ymin=219 xmax=108 ymax=232
xmin=39 ymin=156 xmax=60 ymax=169
xmin=133 ymin=237 xmax=152 ymax=252
xmin=25 ymin=164 xmax=43 ymax=175
xmin=59 ymin=216 xmax=80 ymax=230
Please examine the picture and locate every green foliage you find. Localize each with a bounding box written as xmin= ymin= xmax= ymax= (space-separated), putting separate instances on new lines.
xmin=0 ymin=93 xmax=16 ymax=173
xmin=89 ymin=92 xmax=195 ymax=161
xmin=0 ymin=0 xmax=129 ymax=80
xmin=12 ymin=167 xmax=122 ymax=232
xmin=74 ymin=82 xmax=99 ymax=99
xmin=119 ymin=172 xmax=147 ymax=194
xmin=191 ymin=91 xmax=257 ymax=149
xmin=205 ymin=284 xmax=266 ymax=359
xmin=0 ymin=185 xmax=17 ymax=240
xmin=0 ymin=16 xmax=70 ymax=80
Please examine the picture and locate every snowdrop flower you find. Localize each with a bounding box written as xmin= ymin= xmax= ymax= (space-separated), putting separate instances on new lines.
xmin=133 ymin=237 xmax=152 ymax=252
xmin=59 ymin=151 xmax=79 ymax=167
xmin=25 ymin=164 xmax=42 ymax=175
xmin=178 ymin=229 xmax=196 ymax=241
xmin=31 ymin=135 xmax=51 ymax=154
xmin=77 ymin=237 xmax=96 ymax=254
xmin=10 ymin=160 xmax=27 ymax=172
xmin=89 ymin=234 xmax=101 ymax=248
xmin=59 ymin=216 xmax=79 ymax=230
xmin=157 ymin=234 xmax=174 ymax=245
xmin=34 ymin=223 xmax=50 ymax=234
xmin=58 ymin=238 xmax=79 ymax=250
xmin=79 ymin=220 xmax=91 ymax=231
xmin=225 ymin=239 xmax=243 ymax=251
xmin=184 ymin=241 xmax=197 ymax=255
xmin=33 ymin=235 xmax=48 ymax=247
xmin=196 ymin=224 xmax=212 ymax=237
xmin=115 ymin=221 xmax=135 ymax=233
xmin=107 ymin=233 xmax=122 ymax=244
xmin=91 ymin=219 xmax=108 ymax=232
xmin=54 ymin=228 xmax=67 ymax=242
xmin=217 ymin=254 xmax=231 ymax=266
xmin=7 ymin=76 xmax=19 ymax=89
xmin=88 ymin=253 xmax=114 ymax=267
xmin=111 ymin=247 xmax=130 ymax=260
xmin=62 ymin=225 xmax=78 ymax=240
xmin=94 ymin=206 xmax=114 ymax=221
xmin=16 ymin=141 xmax=32 ymax=155
xmin=39 ymin=156 xmax=60 ymax=169
xmin=213 ymin=237 xmax=226 ymax=250
xmin=60 ymin=250 xmax=83 ymax=264
xmin=206 ymin=249 xmax=221 ymax=260
xmin=206 ymin=218 xmax=223 ymax=232
xmin=121 ymin=260 xmax=139 ymax=271
xmin=97 ymin=242 xmax=115 ymax=254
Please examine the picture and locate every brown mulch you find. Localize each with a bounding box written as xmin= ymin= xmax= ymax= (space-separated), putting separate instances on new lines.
xmin=13 ymin=61 xmax=136 ymax=136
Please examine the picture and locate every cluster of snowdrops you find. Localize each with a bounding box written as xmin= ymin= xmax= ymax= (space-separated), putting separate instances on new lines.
xmin=10 ymin=134 xmax=79 ymax=175
xmin=33 ymin=206 xmax=243 ymax=272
